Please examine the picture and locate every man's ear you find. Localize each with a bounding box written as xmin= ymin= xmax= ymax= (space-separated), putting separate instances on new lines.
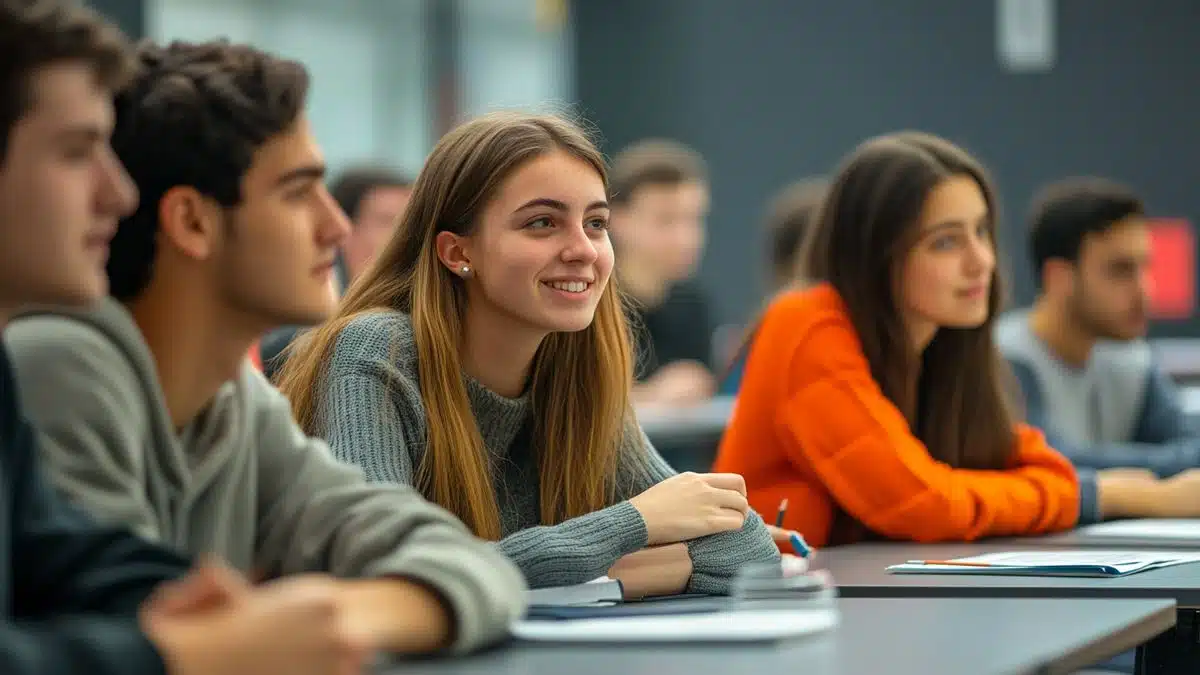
xmin=1042 ymin=258 xmax=1076 ymax=297
xmin=157 ymin=186 xmax=224 ymax=260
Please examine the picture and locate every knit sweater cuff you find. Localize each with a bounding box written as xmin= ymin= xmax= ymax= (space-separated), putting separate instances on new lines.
xmin=684 ymin=510 xmax=781 ymax=595
xmin=498 ymin=500 xmax=648 ymax=589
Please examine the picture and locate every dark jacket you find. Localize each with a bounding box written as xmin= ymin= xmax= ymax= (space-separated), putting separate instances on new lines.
xmin=0 ymin=344 xmax=190 ymax=674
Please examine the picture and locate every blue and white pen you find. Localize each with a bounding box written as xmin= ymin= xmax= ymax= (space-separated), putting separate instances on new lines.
xmin=789 ymin=532 xmax=811 ymax=559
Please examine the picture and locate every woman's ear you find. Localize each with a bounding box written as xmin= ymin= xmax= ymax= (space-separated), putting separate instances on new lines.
xmin=435 ymin=230 xmax=473 ymax=277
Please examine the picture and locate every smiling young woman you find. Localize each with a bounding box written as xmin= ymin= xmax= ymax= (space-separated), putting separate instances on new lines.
xmin=274 ymin=111 xmax=780 ymax=597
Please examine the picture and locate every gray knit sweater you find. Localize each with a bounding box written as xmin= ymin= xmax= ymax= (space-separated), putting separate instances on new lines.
xmin=316 ymin=310 xmax=779 ymax=593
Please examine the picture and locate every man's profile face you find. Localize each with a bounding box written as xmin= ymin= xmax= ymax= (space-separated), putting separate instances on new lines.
xmin=0 ymin=62 xmax=137 ymax=308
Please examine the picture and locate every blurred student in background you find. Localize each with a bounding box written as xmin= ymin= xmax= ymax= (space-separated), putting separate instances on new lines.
xmin=718 ymin=177 xmax=828 ymax=395
xmin=277 ymin=112 xmax=783 ymax=598
xmin=764 ymin=177 xmax=829 ymax=293
xmin=7 ymin=39 xmax=524 ymax=656
xmin=333 ymin=165 xmax=413 ymax=289
xmin=608 ymin=139 xmax=716 ymax=405
xmin=999 ymin=178 xmax=1200 ymax=500
xmin=714 ymin=131 xmax=1184 ymax=549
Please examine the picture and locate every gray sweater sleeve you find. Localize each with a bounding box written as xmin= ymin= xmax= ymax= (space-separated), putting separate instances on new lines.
xmin=4 ymin=318 xmax=163 ymax=542
xmin=615 ymin=426 xmax=780 ymax=594
xmin=318 ymin=354 xmax=649 ymax=589
xmin=249 ymin=370 xmax=525 ymax=653
xmin=493 ymin=504 xmax=648 ymax=588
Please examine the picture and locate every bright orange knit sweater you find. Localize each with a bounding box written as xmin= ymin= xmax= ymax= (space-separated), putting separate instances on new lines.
xmin=713 ymin=284 xmax=1080 ymax=548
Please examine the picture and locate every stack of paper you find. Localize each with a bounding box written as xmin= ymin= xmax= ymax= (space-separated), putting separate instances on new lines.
xmin=513 ymin=607 xmax=839 ymax=643
xmin=527 ymin=576 xmax=624 ymax=607
xmin=887 ymin=550 xmax=1200 ymax=577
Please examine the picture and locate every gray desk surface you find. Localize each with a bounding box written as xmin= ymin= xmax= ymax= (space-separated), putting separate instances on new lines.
xmin=820 ymin=541 xmax=1200 ymax=607
xmin=1152 ymin=338 xmax=1200 ymax=377
xmin=636 ymin=396 xmax=733 ymax=439
xmin=381 ymin=597 xmax=1174 ymax=675
xmin=1014 ymin=530 xmax=1200 ymax=551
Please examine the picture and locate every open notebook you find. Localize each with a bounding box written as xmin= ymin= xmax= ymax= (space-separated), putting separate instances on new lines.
xmin=887 ymin=550 xmax=1200 ymax=578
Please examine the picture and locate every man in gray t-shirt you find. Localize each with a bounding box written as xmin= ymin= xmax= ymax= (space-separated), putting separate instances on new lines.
xmin=998 ymin=177 xmax=1197 ymax=477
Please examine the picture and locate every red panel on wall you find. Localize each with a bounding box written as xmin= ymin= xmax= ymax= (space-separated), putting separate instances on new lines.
xmin=1147 ymin=218 xmax=1195 ymax=320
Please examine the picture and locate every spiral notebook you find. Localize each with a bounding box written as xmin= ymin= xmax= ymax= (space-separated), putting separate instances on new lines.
xmin=887 ymin=550 xmax=1200 ymax=578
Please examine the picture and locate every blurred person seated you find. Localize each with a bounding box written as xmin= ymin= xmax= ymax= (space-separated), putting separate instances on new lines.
xmin=999 ymin=177 xmax=1200 ymax=488
xmin=764 ymin=178 xmax=829 ymax=293
xmin=332 ymin=165 xmax=413 ymax=289
xmin=718 ymin=178 xmax=828 ymax=395
xmin=609 ymin=139 xmax=715 ymax=405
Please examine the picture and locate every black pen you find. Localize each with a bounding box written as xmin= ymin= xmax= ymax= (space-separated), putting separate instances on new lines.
xmin=775 ymin=498 xmax=788 ymax=528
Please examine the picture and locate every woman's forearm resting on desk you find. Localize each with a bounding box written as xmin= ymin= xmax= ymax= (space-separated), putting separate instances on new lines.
xmin=607 ymin=543 xmax=693 ymax=599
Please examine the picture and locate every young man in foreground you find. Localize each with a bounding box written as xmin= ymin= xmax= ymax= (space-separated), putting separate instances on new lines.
xmin=0 ymin=1 xmax=380 ymax=673
xmin=6 ymin=37 xmax=525 ymax=656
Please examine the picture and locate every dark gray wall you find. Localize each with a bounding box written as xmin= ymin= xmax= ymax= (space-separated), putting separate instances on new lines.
xmin=573 ymin=0 xmax=1200 ymax=337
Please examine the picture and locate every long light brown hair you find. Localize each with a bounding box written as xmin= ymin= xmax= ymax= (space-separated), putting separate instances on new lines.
xmin=275 ymin=112 xmax=637 ymax=540
xmin=801 ymin=131 xmax=1017 ymax=470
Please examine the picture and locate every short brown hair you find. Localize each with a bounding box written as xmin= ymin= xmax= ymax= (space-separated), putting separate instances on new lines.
xmin=330 ymin=165 xmax=413 ymax=223
xmin=609 ymin=138 xmax=707 ymax=206
xmin=1028 ymin=176 xmax=1144 ymax=283
xmin=0 ymin=0 xmax=134 ymax=161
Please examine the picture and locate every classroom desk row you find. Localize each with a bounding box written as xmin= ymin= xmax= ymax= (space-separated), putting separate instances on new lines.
xmin=382 ymin=596 xmax=1171 ymax=675
xmin=377 ymin=526 xmax=1200 ymax=675
xmin=815 ymin=537 xmax=1200 ymax=674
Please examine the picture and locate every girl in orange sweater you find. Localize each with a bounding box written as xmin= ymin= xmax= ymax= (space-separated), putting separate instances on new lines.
xmin=714 ymin=132 xmax=1154 ymax=548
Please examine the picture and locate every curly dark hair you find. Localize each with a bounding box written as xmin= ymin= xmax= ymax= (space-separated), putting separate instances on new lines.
xmin=107 ymin=39 xmax=310 ymax=301
xmin=608 ymin=138 xmax=707 ymax=206
xmin=0 ymin=0 xmax=134 ymax=161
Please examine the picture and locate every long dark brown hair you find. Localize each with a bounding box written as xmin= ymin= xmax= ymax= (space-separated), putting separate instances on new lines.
xmin=801 ymin=131 xmax=1017 ymax=470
